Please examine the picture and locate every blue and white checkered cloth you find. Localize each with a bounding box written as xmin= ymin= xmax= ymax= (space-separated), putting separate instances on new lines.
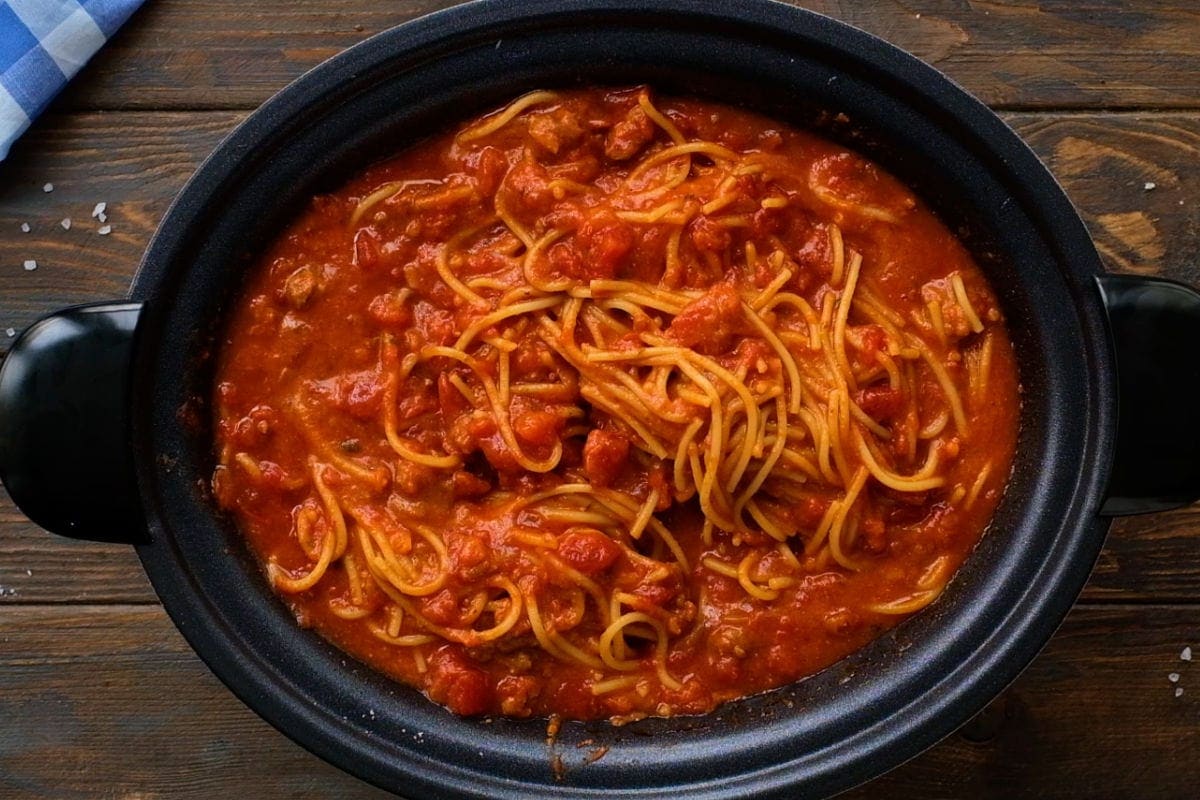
xmin=1 ymin=0 xmax=144 ymax=160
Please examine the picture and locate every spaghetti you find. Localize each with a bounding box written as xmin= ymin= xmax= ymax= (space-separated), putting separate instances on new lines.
xmin=213 ymin=87 xmax=1020 ymax=721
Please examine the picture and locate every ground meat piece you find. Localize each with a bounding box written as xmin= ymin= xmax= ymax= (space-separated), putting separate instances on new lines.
xmin=604 ymin=105 xmax=655 ymax=160
xmin=280 ymin=266 xmax=316 ymax=309
xmin=367 ymin=291 xmax=411 ymax=328
xmin=501 ymin=155 xmax=556 ymax=216
xmin=527 ymin=109 xmax=585 ymax=155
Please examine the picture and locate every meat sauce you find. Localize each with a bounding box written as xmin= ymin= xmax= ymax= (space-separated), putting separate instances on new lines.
xmin=213 ymin=87 xmax=1020 ymax=721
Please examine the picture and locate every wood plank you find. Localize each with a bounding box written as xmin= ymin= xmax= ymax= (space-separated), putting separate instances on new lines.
xmin=0 ymin=111 xmax=246 ymax=345
xmin=0 ymin=605 xmax=393 ymax=799
xmin=0 ymin=494 xmax=152 ymax=604
xmin=1093 ymin=507 xmax=1200 ymax=602
xmin=46 ymin=0 xmax=1200 ymax=113
xmin=0 ymin=604 xmax=1196 ymax=798
xmin=1008 ymin=112 xmax=1200 ymax=284
xmin=847 ymin=604 xmax=1200 ymax=799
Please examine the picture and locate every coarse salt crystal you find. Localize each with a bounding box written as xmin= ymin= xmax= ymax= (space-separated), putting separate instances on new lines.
xmin=1144 ymin=181 xmax=1157 ymax=190
xmin=20 ymin=222 xmax=30 ymax=233
xmin=23 ymin=260 xmax=37 ymax=271
xmin=1183 ymin=646 xmax=1193 ymax=661
xmin=42 ymin=182 xmax=53 ymax=192
xmin=1176 ymin=687 xmax=1185 ymax=698
xmin=98 ymin=212 xmax=108 ymax=223
xmin=92 ymin=201 xmax=106 ymax=218
xmin=98 ymin=224 xmax=112 ymax=235
xmin=1169 ymin=672 xmax=1181 ymax=683
xmin=61 ymin=218 xmax=71 ymax=230
xmin=5 ymin=328 xmax=14 ymax=337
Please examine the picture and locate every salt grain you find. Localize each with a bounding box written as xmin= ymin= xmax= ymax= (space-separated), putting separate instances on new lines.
xmin=23 ymin=260 xmax=37 ymax=271
xmin=42 ymin=182 xmax=53 ymax=193
xmin=61 ymin=218 xmax=71 ymax=230
xmin=5 ymin=328 xmax=15 ymax=337
xmin=98 ymin=212 xmax=107 ymax=223
xmin=1183 ymin=646 xmax=1193 ymax=661
xmin=20 ymin=222 xmax=30 ymax=233
xmin=1176 ymin=687 xmax=1185 ymax=698
xmin=1144 ymin=181 xmax=1157 ymax=190
xmin=92 ymin=201 xmax=106 ymax=218
xmin=98 ymin=224 xmax=112 ymax=235
xmin=1169 ymin=672 xmax=1181 ymax=683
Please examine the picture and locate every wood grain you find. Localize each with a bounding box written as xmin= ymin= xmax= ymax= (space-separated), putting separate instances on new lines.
xmin=1011 ymin=112 xmax=1200 ymax=286
xmin=0 ymin=606 xmax=392 ymax=800
xmin=0 ymin=496 xmax=152 ymax=605
xmin=1 ymin=604 xmax=1196 ymax=799
xmin=0 ymin=111 xmax=247 ymax=345
xmin=44 ymin=1 xmax=1200 ymax=114
xmin=849 ymin=604 xmax=1200 ymax=800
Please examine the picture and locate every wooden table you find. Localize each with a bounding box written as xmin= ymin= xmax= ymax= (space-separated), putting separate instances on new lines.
xmin=2 ymin=2 xmax=1198 ymax=797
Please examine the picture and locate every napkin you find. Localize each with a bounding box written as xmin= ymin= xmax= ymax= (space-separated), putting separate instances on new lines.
xmin=0 ymin=0 xmax=145 ymax=160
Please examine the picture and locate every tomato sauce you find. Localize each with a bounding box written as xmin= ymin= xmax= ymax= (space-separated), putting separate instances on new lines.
xmin=212 ymin=87 xmax=1020 ymax=721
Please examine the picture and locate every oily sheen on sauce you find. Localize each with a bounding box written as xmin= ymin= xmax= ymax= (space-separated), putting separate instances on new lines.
xmin=212 ymin=87 xmax=1019 ymax=722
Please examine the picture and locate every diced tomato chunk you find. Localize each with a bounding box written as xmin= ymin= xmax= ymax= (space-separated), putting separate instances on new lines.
xmin=856 ymin=384 xmax=905 ymax=422
xmin=438 ymin=371 xmax=473 ymax=422
xmin=689 ymin=215 xmax=732 ymax=252
xmin=513 ymin=409 xmax=565 ymax=448
xmin=452 ymin=470 xmax=491 ymax=499
xmin=846 ymin=325 xmax=888 ymax=357
xmin=467 ymin=416 xmax=521 ymax=473
xmin=420 ymin=589 xmax=461 ymax=627
xmin=792 ymin=493 xmax=833 ymax=531
xmin=558 ymin=528 xmax=623 ymax=574
xmin=334 ymin=371 xmax=383 ymax=420
xmin=527 ymin=109 xmax=584 ymax=155
xmin=426 ymin=646 xmax=492 ymax=716
xmin=583 ymin=428 xmax=630 ymax=488
xmin=576 ymin=212 xmax=635 ymax=279
xmin=666 ymin=282 xmax=744 ymax=353
xmin=465 ymin=145 xmax=508 ymax=196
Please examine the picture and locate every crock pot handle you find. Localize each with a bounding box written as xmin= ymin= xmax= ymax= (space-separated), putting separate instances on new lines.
xmin=0 ymin=302 xmax=146 ymax=542
xmin=1097 ymin=274 xmax=1200 ymax=515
